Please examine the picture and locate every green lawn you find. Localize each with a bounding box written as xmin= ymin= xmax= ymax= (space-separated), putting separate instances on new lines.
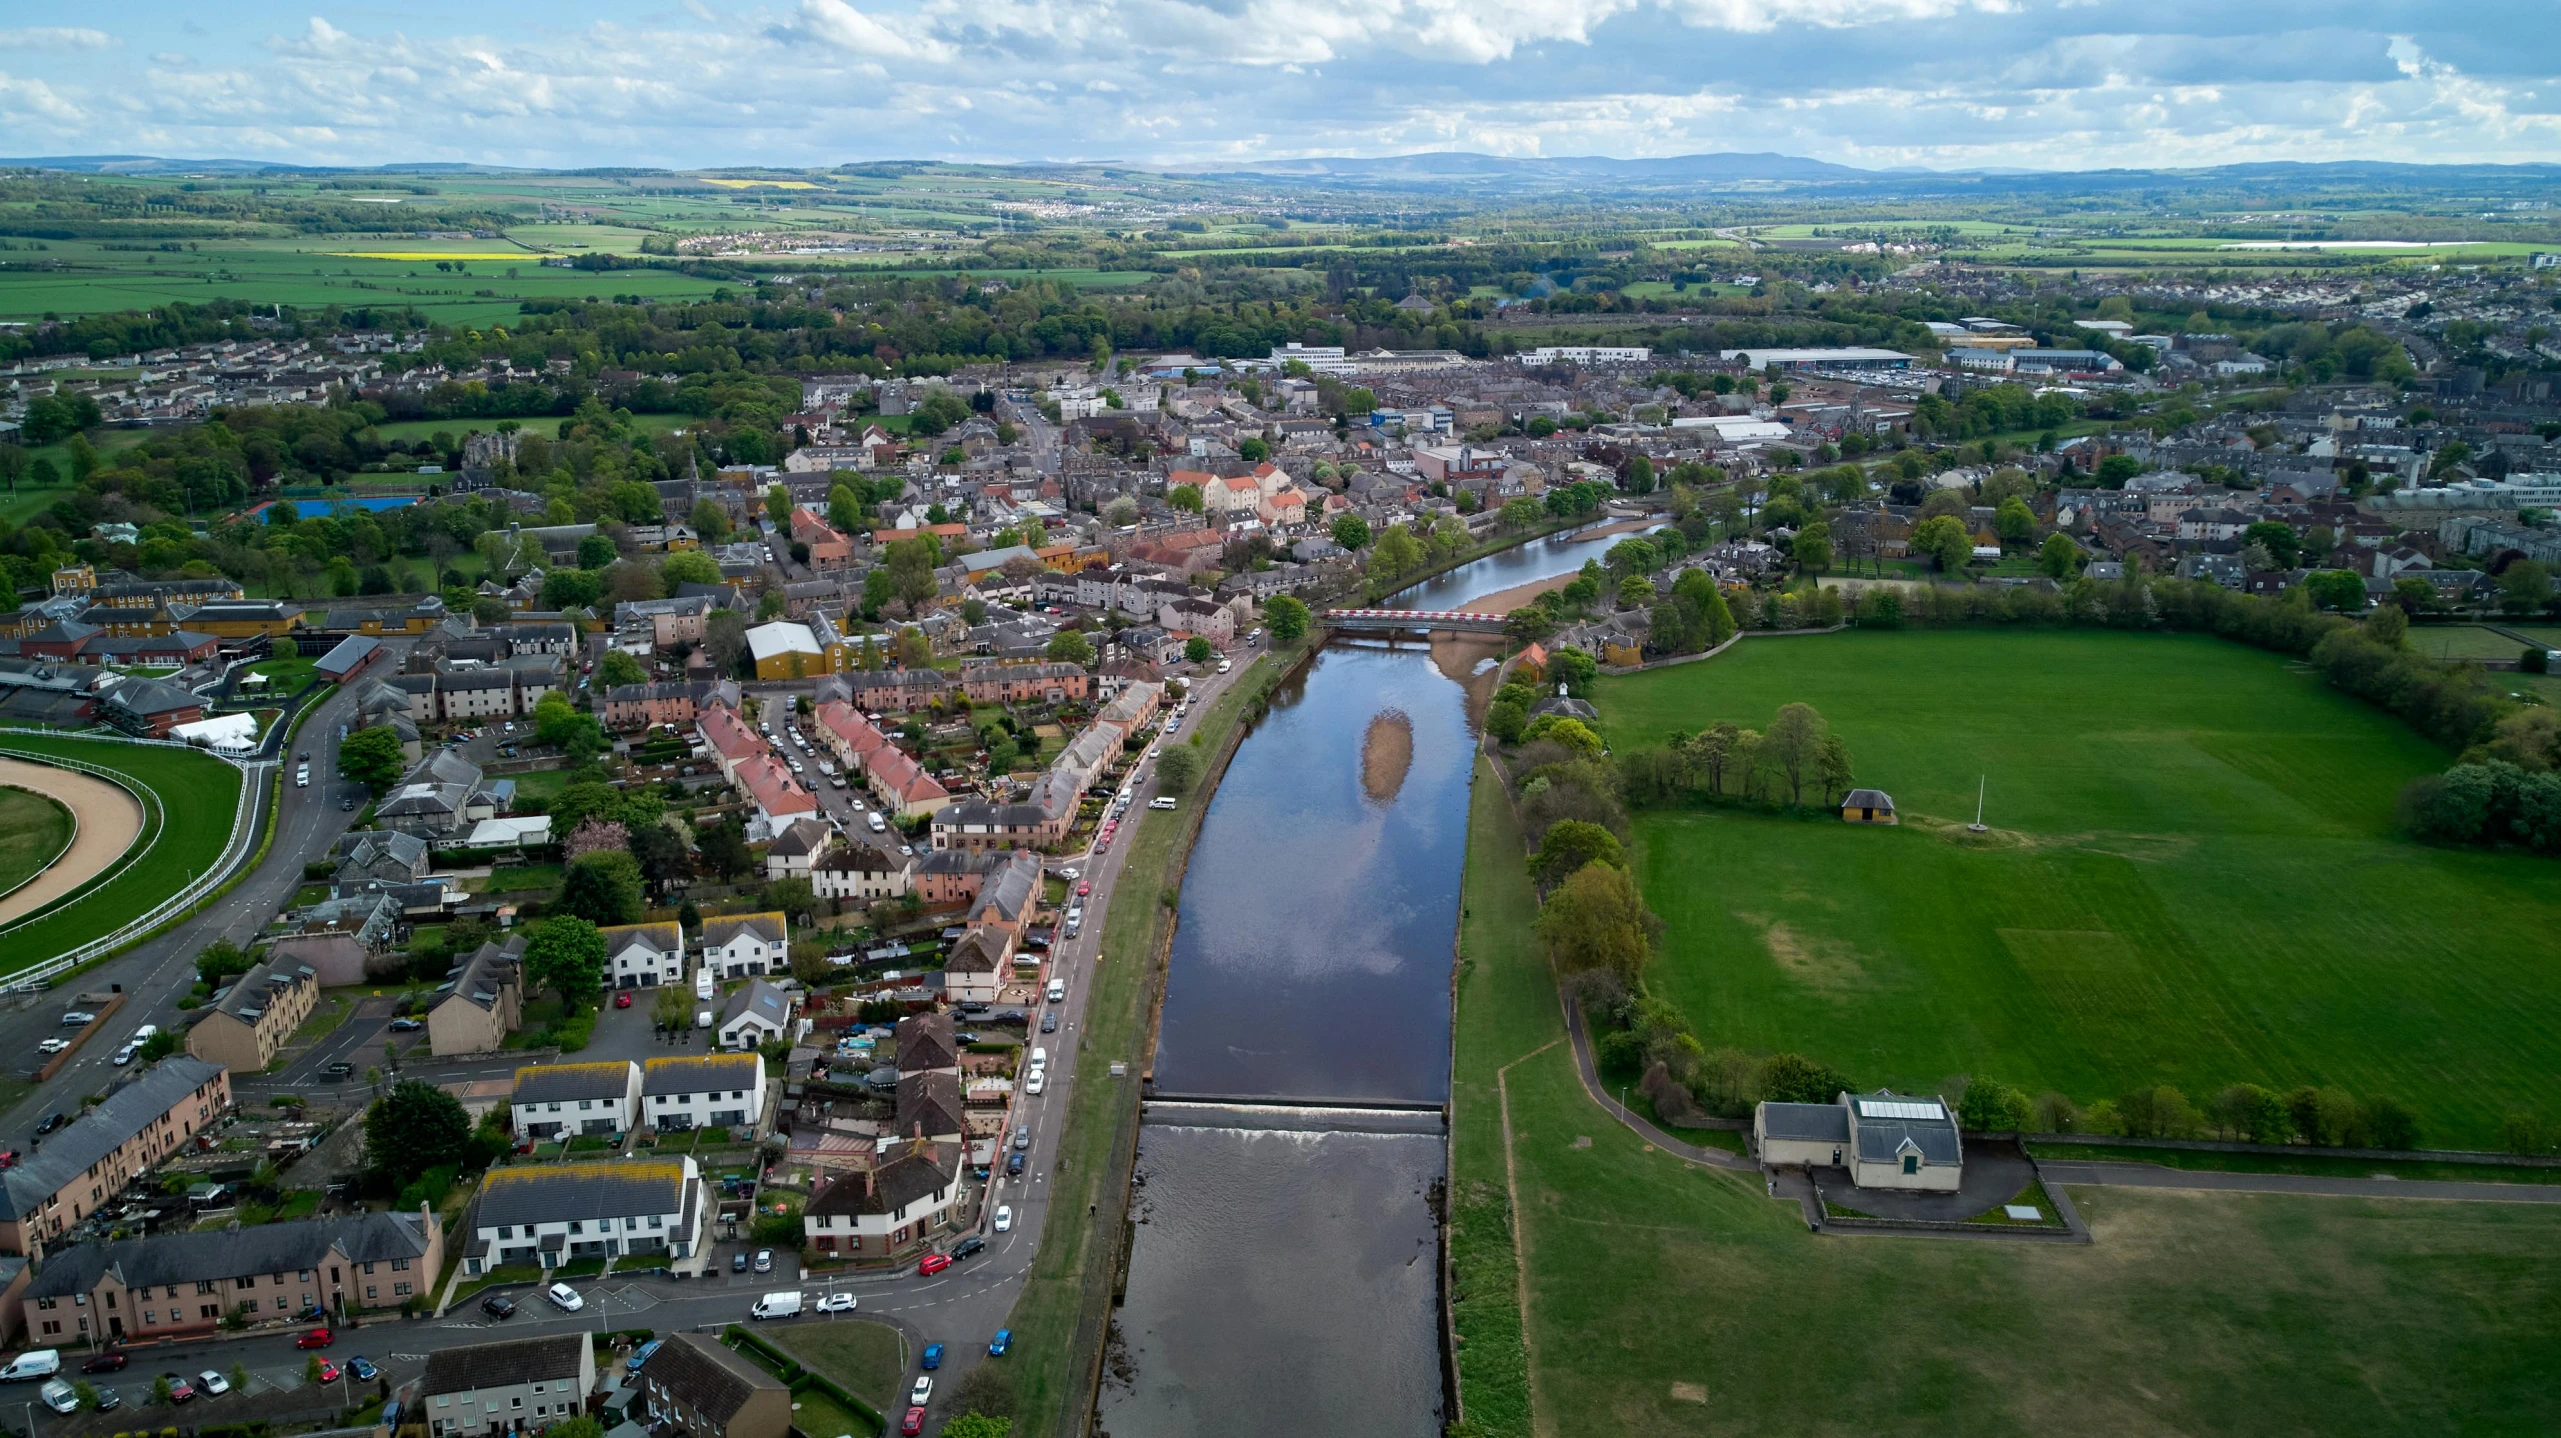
xmin=0 ymin=734 xmax=244 ymax=975
xmin=2407 ymin=625 xmax=2536 ymax=661
xmin=1591 ymin=629 xmax=2561 ymax=1149
xmin=767 ymin=1322 xmax=908 ymax=1413
xmin=1451 ymin=742 xmax=2561 ymax=1437
xmin=0 ymin=786 xmax=75 ymax=900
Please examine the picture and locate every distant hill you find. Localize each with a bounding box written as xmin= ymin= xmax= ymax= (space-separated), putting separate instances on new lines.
xmin=1178 ymin=150 xmax=1871 ymax=183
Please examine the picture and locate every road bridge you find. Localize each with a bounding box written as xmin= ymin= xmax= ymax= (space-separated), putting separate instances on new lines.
xmin=1322 ymin=607 xmax=1509 ymax=635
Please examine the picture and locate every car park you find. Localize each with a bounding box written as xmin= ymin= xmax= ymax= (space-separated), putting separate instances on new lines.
xmin=35 ymin=1039 xmax=66 ymax=1055
xmin=546 ymin=1283 xmax=583 ymax=1311
xmin=295 ymin=1327 xmax=334 ymax=1349
xmin=480 ymin=1294 xmax=518 ymax=1320
xmin=921 ymin=1345 xmax=943 ymax=1371
xmin=91 ymin=1388 xmax=120 ymax=1412
xmin=60 ymin=1012 xmax=93 ymax=1028
xmin=197 ymin=1370 xmax=230 ymax=1396
xmin=993 ymin=1205 xmax=1013 ymax=1232
xmin=731 ymin=1251 xmax=750 ymax=1274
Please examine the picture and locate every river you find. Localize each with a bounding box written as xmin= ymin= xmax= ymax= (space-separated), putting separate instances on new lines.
xmin=1099 ymin=536 xmax=1598 ymax=1438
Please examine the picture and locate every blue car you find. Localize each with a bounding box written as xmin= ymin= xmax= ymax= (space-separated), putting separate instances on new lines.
xmin=920 ymin=1344 xmax=943 ymax=1371
xmin=988 ymin=1330 xmax=1011 ymax=1357
xmin=347 ymin=1356 xmax=380 ymax=1383
xmin=625 ymin=1340 xmax=663 ymax=1373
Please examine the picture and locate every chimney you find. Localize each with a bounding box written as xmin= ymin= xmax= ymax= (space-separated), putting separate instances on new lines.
xmin=862 ymin=1168 xmax=875 ymax=1198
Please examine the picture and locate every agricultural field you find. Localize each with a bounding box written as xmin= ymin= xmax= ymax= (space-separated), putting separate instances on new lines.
xmin=1590 ymin=629 xmax=2561 ymax=1149
xmin=1450 ymin=749 xmax=2561 ymax=1438
xmin=0 ymin=733 xmax=245 ymax=975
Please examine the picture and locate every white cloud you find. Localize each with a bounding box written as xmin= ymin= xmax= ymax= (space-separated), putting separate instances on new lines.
xmin=0 ymin=27 xmax=114 ymax=52
xmin=792 ymin=0 xmax=953 ymax=61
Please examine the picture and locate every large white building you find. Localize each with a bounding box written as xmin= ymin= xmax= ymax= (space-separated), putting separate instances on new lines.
xmin=1522 ymin=346 xmax=1651 ymax=365
xmin=509 ymin=1061 xmax=642 ymax=1139
xmin=465 ymin=1157 xmax=709 ymax=1275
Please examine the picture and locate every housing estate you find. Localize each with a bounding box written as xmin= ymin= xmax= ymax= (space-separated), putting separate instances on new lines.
xmin=22 ymin=1206 xmax=442 ymax=1342
xmin=0 ymin=1058 xmax=232 ymax=1258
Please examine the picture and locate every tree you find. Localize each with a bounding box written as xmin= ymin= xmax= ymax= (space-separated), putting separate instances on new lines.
xmin=828 ymin=482 xmax=863 ymax=534
xmin=1499 ymin=496 xmax=1543 ymax=531
xmin=338 ymin=726 xmax=406 ymax=795
xmin=1817 ymin=732 xmax=1855 ymax=806
xmin=2095 ymin=454 xmax=2143 ymax=487
xmin=1263 ymin=594 xmax=1310 ymax=645
xmin=662 ymin=549 xmax=722 ymax=588
xmin=1994 ymin=496 xmax=2036 ymax=545
xmin=1331 ymin=514 xmax=1372 ymax=551
xmin=1369 ymin=525 xmax=1425 ymax=579
xmin=704 ymin=610 xmax=749 ymax=673
xmin=1102 ymin=495 xmax=1141 ymax=527
xmin=1546 ymin=646 xmax=1598 ymax=697
xmin=1167 ymin=483 xmax=1204 ymax=514
xmin=1532 ymin=819 xmax=1623 ymax=888
xmin=2037 ymin=532 xmax=2079 ymax=579
xmin=597 ymin=650 xmax=647 ymax=688
xmin=2499 ymin=559 xmax=2553 ymax=612
xmin=1957 ymin=1078 xmax=2033 ymax=1133
xmin=1047 ymin=628 xmax=1095 ymax=667
xmin=1911 ymin=514 xmax=1971 ymax=571
xmin=1764 ymin=702 xmax=1826 ymax=806
xmin=533 ymin=692 xmax=605 ymax=762
xmin=1183 ymin=636 xmax=1214 ymax=665
xmin=939 ymin=1416 xmax=1013 ymax=1438
xmin=1521 ymin=715 xmax=1603 ymax=756
xmin=540 ymin=568 xmax=603 ymax=612
xmin=364 ymin=1079 xmax=471 ymax=1187
xmin=2304 ymin=569 xmax=2368 ymax=612
xmin=1616 ymin=574 xmax=1655 ymax=610
xmin=1154 ymin=743 xmax=1205 ymax=794
xmin=560 ymin=851 xmax=645 ymax=926
xmin=522 ymin=915 xmax=607 ymax=1007
xmin=1536 ymin=862 xmax=1659 ymax=980
xmin=628 ymin=823 xmax=691 ymax=898
xmin=1792 ymin=520 xmax=1832 ymax=575
xmin=885 ymin=537 xmax=941 ymax=610
xmin=763 ymin=876 xmax=817 ymax=925
xmin=765 ymin=484 xmax=792 ymax=529
xmin=690 ymin=498 xmax=733 ymax=545
xmin=1621 ymin=454 xmax=1656 ymax=495
xmin=2242 ymin=521 xmax=2301 ymax=569
xmin=696 ymin=819 xmax=752 ymax=880
xmin=1756 ymin=1053 xmax=1850 ymax=1105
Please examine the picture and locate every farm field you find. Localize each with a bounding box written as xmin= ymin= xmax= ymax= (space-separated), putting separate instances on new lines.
xmin=0 ymin=733 xmax=244 ymax=975
xmin=0 ymin=787 xmax=75 ymax=900
xmin=1449 ymin=749 xmax=2561 ymax=1437
xmin=1590 ymin=629 xmax=2561 ymax=1150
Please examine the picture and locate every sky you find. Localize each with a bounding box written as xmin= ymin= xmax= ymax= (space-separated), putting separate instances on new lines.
xmin=2 ymin=0 xmax=2558 ymax=172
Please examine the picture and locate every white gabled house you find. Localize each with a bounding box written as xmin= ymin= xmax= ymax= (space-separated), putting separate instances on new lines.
xmin=601 ymin=921 xmax=687 ymax=990
xmin=641 ymin=1053 xmax=766 ymax=1133
xmin=701 ymin=911 xmax=788 ymax=979
xmin=508 ymin=1061 xmax=643 ymax=1139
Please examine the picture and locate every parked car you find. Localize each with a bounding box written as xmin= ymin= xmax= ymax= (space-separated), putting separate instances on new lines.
xmin=1040 ymin=1013 xmax=1058 ymax=1034
xmin=951 ymin=1237 xmax=984 ymax=1261
xmin=59 ymin=1012 xmax=93 ymax=1028
xmin=731 ymin=1251 xmax=750 ymax=1274
xmin=917 ymin=1253 xmax=952 ymax=1278
xmin=900 ymin=1408 xmax=926 ymax=1436
xmin=988 ymin=1329 xmax=1011 ymax=1356
xmin=314 ymin=1361 xmax=340 ymax=1384
xmin=615 ymin=992 xmax=633 ymax=1009
xmin=294 ymin=1328 xmax=333 ymax=1349
xmin=35 ymin=1039 xmax=66 ymax=1055
xmin=1006 ymin=1152 xmax=1026 ymax=1177
xmin=815 ymin=1293 xmax=857 ymax=1314
xmin=92 ymin=1387 xmax=120 ymax=1412
xmin=347 ymin=1357 xmax=379 ymax=1382
xmin=623 ymin=1341 xmax=661 ymax=1374
xmin=40 ymin=1379 xmax=77 ymax=1416
xmin=1075 ymin=881 xmax=1091 ymax=897
xmin=82 ymin=1351 xmax=127 ymax=1374
xmin=909 ymin=1375 xmax=934 ymax=1405
xmin=162 ymin=1374 xmax=195 ymax=1403
xmin=480 ymin=1294 xmax=517 ymax=1320
xmin=1024 ymin=1069 xmax=1044 ymax=1096
xmin=993 ymin=1205 xmax=1013 ymax=1232
xmin=752 ymin=1249 xmax=774 ymax=1274
xmin=323 ymin=1061 xmax=355 ymax=1080
xmin=920 ymin=1344 xmax=943 ymax=1371
xmin=111 ymin=1045 xmax=136 ymax=1066
xmin=196 ymin=1369 xmax=230 ymax=1396
xmin=35 ymin=1112 xmax=66 ymax=1135
xmin=388 ymin=1018 xmax=422 ymax=1032
xmin=545 ymin=1283 xmax=583 ymax=1312
xmin=1012 ymin=1125 xmax=1031 ymax=1151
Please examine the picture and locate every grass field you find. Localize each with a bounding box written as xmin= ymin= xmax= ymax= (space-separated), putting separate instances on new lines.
xmin=0 ymin=733 xmax=244 ymax=975
xmin=2408 ymin=625 xmax=2538 ymax=661
xmin=767 ymin=1321 xmax=908 ymax=1414
xmin=1450 ymin=747 xmax=2561 ymax=1437
xmin=0 ymin=786 xmax=75 ymax=900
xmin=1590 ymin=629 xmax=2561 ymax=1149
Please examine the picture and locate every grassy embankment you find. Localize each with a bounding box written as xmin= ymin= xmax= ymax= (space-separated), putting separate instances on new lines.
xmin=999 ymin=646 xmax=1291 ymax=1434
xmin=1592 ymin=627 xmax=2561 ymax=1150
xmin=0 ymin=733 xmax=243 ymax=977
xmin=0 ymin=787 xmax=76 ymax=899
xmin=1449 ymin=738 xmax=2561 ymax=1436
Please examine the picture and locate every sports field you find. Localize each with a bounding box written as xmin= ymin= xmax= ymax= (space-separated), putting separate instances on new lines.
xmin=2407 ymin=624 xmax=2541 ymax=661
xmin=1449 ymin=753 xmax=2561 ymax=1438
xmin=0 ymin=787 xmax=74 ymax=900
xmin=1590 ymin=629 xmax=2561 ymax=1149
xmin=0 ymin=733 xmax=245 ymax=976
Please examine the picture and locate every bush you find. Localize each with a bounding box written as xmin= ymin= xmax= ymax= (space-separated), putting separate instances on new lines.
xmin=1757 ymin=1053 xmax=1850 ymax=1105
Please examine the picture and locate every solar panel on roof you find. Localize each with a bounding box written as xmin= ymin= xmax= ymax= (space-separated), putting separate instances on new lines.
xmin=1857 ymin=1099 xmax=1944 ymax=1120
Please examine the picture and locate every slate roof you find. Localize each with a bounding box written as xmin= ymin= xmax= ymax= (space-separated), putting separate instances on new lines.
xmin=600 ymin=921 xmax=684 ymax=958
xmin=1757 ymin=1101 xmax=1851 ymax=1144
xmin=433 ymin=937 xmax=523 ymax=1014
xmin=895 ymin=1070 xmax=964 ymax=1138
xmin=210 ymin=956 xmax=316 ymax=1025
xmin=475 ymin=1160 xmax=693 ymax=1230
xmin=804 ymin=1143 xmax=961 ymax=1220
xmin=24 ymin=1209 xmax=434 ymax=1298
xmin=1840 ymin=788 xmax=1895 ymax=812
xmin=641 ymin=1054 xmax=760 ymax=1096
xmin=0 ymin=1058 xmax=224 ymax=1220
xmin=719 ymin=979 xmax=793 ymax=1033
xmin=894 ymin=1013 xmax=958 ymax=1072
xmin=702 ymin=912 xmax=787 ymax=949
xmin=640 ymin=1333 xmax=785 ymax=1422
xmin=1848 ymin=1092 xmax=1963 ymax=1166
xmin=512 ymin=1061 xmax=638 ymax=1105
xmin=969 ymin=851 xmax=1042 ymax=926
xmin=421 ymin=1335 xmax=588 ymax=1397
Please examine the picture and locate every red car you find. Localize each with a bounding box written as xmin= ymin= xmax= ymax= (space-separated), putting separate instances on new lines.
xmin=615 ymin=991 xmax=633 ymax=1009
xmin=1075 ymin=881 xmax=1090 ymax=897
xmin=900 ymin=1407 xmax=926 ymax=1436
xmin=315 ymin=1360 xmax=341 ymax=1384
xmin=295 ymin=1328 xmax=334 ymax=1349
xmin=82 ymin=1351 xmax=126 ymax=1374
xmin=917 ymin=1253 xmax=952 ymax=1277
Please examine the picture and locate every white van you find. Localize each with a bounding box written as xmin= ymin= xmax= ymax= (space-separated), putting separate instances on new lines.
xmin=751 ymin=1291 xmax=803 ymax=1320
xmin=694 ymin=966 xmax=715 ymax=1001
xmin=1029 ymin=1046 xmax=1049 ymax=1069
xmin=1045 ymin=978 xmax=1066 ymax=1004
xmin=867 ymin=812 xmax=887 ymax=834
xmin=0 ymin=1350 xmax=62 ymax=1383
xmin=295 ymin=765 xmax=310 ymax=788
xmin=39 ymin=1378 xmax=75 ymax=1414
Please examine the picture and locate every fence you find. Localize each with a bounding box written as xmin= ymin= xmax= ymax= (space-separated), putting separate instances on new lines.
xmin=0 ymin=731 xmax=266 ymax=992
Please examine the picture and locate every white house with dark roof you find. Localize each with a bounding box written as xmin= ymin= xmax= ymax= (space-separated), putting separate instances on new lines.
xmin=640 ymin=1053 xmax=765 ymax=1132
xmin=465 ymin=1156 xmax=708 ymax=1275
xmin=420 ymin=1333 xmax=596 ymax=1438
xmin=717 ymin=979 xmax=797 ymax=1052
xmin=509 ymin=1061 xmax=642 ymax=1138
xmin=1753 ymin=1090 xmax=1963 ymax=1192
xmin=800 ymin=1141 xmax=965 ymax=1258
xmin=600 ymin=920 xmax=686 ymax=989
xmin=700 ymin=911 xmax=788 ymax=979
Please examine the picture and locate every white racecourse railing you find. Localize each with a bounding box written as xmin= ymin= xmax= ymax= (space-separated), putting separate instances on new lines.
xmin=0 ymin=729 xmax=268 ymax=991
